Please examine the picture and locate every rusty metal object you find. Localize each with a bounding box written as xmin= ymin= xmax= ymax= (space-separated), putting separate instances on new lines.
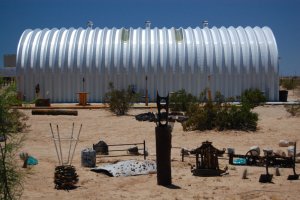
xmin=49 ymin=123 xmax=82 ymax=189
xmin=190 ymin=141 xmax=226 ymax=176
xmin=259 ymin=151 xmax=273 ymax=183
xmin=54 ymin=165 xmax=79 ymax=190
xmin=288 ymin=142 xmax=299 ymax=180
xmin=93 ymin=140 xmax=109 ymax=155
xmin=155 ymin=92 xmax=172 ymax=186
xmin=145 ymin=76 xmax=148 ymax=106
xmin=32 ymin=109 xmax=77 ymax=116
xmin=156 ymin=92 xmax=169 ymax=127
xmin=94 ymin=141 xmax=147 ymax=160
xmin=127 ymin=146 xmax=139 ymax=155
xmin=229 ymin=148 xmax=295 ymax=168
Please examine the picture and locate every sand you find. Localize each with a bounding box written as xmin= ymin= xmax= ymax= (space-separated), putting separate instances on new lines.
xmin=18 ymin=90 xmax=300 ymax=200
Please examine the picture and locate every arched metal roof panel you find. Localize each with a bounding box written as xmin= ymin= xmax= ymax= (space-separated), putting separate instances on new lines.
xmin=17 ymin=26 xmax=278 ymax=73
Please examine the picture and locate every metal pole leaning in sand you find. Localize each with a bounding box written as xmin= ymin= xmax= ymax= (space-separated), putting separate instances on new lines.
xmin=50 ymin=123 xmax=61 ymax=165
xmin=66 ymin=123 xmax=75 ymax=164
xmin=70 ymin=124 xmax=82 ymax=166
xmin=56 ymin=125 xmax=64 ymax=165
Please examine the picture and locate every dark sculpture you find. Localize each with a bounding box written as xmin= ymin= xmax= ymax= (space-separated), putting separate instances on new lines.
xmin=155 ymin=92 xmax=172 ymax=186
xmin=190 ymin=141 xmax=226 ymax=176
xmin=93 ymin=140 xmax=109 ymax=155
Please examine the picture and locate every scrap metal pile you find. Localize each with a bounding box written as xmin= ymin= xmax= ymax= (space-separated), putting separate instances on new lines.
xmin=54 ymin=165 xmax=79 ymax=189
xmin=229 ymin=143 xmax=297 ymax=168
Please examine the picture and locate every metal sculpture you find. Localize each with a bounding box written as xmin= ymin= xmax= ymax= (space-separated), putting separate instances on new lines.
xmin=229 ymin=147 xmax=296 ymax=168
xmin=93 ymin=140 xmax=147 ymax=160
xmin=50 ymin=123 xmax=82 ymax=189
xmin=190 ymin=141 xmax=226 ymax=176
xmin=287 ymin=142 xmax=299 ymax=180
xmin=259 ymin=151 xmax=273 ymax=183
xmin=155 ymin=92 xmax=172 ymax=186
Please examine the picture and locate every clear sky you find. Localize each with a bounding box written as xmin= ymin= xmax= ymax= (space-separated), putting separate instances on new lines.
xmin=0 ymin=0 xmax=299 ymax=75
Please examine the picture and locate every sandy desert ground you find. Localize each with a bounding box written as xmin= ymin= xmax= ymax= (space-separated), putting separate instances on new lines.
xmin=17 ymin=90 xmax=300 ymax=200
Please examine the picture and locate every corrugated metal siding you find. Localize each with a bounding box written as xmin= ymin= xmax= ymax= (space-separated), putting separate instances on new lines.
xmin=16 ymin=26 xmax=279 ymax=102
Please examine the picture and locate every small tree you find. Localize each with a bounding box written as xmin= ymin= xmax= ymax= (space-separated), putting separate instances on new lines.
xmin=240 ymin=88 xmax=266 ymax=109
xmin=0 ymin=83 xmax=28 ymax=200
xmin=105 ymin=82 xmax=139 ymax=115
xmin=169 ymin=89 xmax=198 ymax=112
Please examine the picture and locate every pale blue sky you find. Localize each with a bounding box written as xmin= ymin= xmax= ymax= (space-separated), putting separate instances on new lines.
xmin=0 ymin=0 xmax=299 ymax=75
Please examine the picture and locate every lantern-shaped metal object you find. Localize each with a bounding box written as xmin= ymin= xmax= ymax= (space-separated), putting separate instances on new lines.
xmin=190 ymin=141 xmax=226 ymax=176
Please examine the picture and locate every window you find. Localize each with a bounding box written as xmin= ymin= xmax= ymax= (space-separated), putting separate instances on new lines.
xmin=121 ymin=28 xmax=130 ymax=42
xmin=175 ymin=28 xmax=183 ymax=42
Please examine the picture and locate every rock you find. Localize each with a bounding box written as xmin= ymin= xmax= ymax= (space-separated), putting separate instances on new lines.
xmin=288 ymin=146 xmax=295 ymax=157
xmin=263 ymin=147 xmax=273 ymax=156
xmin=249 ymin=146 xmax=260 ymax=156
xmin=274 ymin=150 xmax=286 ymax=157
xmin=279 ymin=140 xmax=289 ymax=147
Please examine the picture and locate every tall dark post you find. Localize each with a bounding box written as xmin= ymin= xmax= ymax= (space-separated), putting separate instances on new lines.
xmin=207 ymin=75 xmax=212 ymax=101
xmin=145 ymin=76 xmax=148 ymax=106
xmin=82 ymin=77 xmax=85 ymax=92
xmin=155 ymin=92 xmax=172 ymax=186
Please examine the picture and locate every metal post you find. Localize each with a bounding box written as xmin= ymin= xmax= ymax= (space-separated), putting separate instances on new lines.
xmin=155 ymin=92 xmax=172 ymax=186
xmin=56 ymin=125 xmax=64 ymax=165
xmin=67 ymin=123 xmax=75 ymax=164
xmin=70 ymin=124 xmax=82 ymax=165
xmin=155 ymin=126 xmax=172 ymax=186
xmin=143 ymin=140 xmax=146 ymax=160
xmin=50 ymin=123 xmax=61 ymax=165
xmin=208 ymin=75 xmax=212 ymax=101
xmin=82 ymin=77 xmax=85 ymax=92
xmin=145 ymin=76 xmax=148 ymax=106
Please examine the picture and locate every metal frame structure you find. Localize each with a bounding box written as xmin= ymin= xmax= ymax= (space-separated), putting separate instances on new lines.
xmin=95 ymin=140 xmax=147 ymax=160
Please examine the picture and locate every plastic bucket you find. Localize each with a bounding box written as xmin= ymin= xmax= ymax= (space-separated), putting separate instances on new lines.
xmin=279 ymin=90 xmax=288 ymax=102
xmin=81 ymin=148 xmax=96 ymax=167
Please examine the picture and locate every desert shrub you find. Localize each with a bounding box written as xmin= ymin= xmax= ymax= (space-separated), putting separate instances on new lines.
xmin=183 ymin=101 xmax=217 ymax=131
xmin=280 ymin=78 xmax=297 ymax=90
xmin=105 ymin=82 xmax=139 ymax=115
xmin=199 ymin=88 xmax=208 ymax=102
xmin=1 ymin=83 xmax=28 ymax=200
xmin=182 ymin=91 xmax=258 ymax=132
xmin=240 ymin=88 xmax=266 ymax=108
xmin=214 ymin=91 xmax=225 ymax=104
xmin=285 ymin=105 xmax=300 ymax=117
xmin=226 ymin=105 xmax=258 ymax=131
xmin=169 ymin=89 xmax=198 ymax=112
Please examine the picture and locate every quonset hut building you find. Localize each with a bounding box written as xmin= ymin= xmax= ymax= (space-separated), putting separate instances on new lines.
xmin=16 ymin=25 xmax=279 ymax=102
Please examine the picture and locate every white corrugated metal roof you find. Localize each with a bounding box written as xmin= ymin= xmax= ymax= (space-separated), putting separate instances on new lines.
xmin=16 ymin=26 xmax=279 ymax=102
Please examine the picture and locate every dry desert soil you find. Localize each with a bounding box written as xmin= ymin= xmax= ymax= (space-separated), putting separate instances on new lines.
xmin=18 ymin=90 xmax=300 ymax=200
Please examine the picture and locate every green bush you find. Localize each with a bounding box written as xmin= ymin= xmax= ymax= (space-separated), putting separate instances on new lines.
xmin=280 ymin=78 xmax=297 ymax=90
xmin=241 ymin=88 xmax=266 ymax=108
xmin=169 ymin=89 xmax=198 ymax=112
xmin=105 ymin=82 xmax=139 ymax=115
xmin=183 ymin=101 xmax=217 ymax=131
xmin=182 ymin=90 xmax=259 ymax=132
xmin=1 ymin=83 xmax=28 ymax=200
